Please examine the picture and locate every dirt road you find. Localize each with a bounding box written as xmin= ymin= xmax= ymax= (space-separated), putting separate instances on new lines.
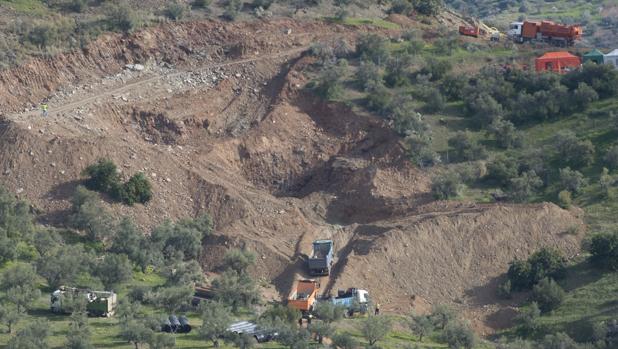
xmin=10 ymin=46 xmax=308 ymax=121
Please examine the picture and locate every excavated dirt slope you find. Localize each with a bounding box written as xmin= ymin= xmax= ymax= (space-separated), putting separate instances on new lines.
xmin=0 ymin=18 xmax=584 ymax=333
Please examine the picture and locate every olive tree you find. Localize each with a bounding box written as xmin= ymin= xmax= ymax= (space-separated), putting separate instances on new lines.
xmin=359 ymin=315 xmax=392 ymax=346
xmin=442 ymin=321 xmax=475 ymax=349
xmin=431 ymin=170 xmax=463 ymax=200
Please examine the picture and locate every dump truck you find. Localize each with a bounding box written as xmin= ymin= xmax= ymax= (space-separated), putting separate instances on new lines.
xmin=50 ymin=286 xmax=117 ymax=317
xmin=308 ymin=239 xmax=334 ymax=276
xmin=324 ymin=288 xmax=370 ymax=317
xmin=508 ymin=20 xmax=582 ymax=46
xmin=288 ymin=279 xmax=320 ymax=314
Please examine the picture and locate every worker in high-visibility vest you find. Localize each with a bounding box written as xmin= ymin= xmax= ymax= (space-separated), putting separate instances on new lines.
xmin=41 ymin=103 xmax=49 ymax=117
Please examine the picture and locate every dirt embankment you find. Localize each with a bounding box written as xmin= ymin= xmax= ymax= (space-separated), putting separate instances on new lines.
xmin=0 ymin=18 xmax=585 ymax=333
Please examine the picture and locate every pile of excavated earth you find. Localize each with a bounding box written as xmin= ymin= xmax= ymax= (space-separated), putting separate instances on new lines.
xmin=0 ymin=18 xmax=584 ymax=334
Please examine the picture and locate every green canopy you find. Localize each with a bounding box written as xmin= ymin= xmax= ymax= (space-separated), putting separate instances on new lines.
xmin=583 ymin=49 xmax=605 ymax=64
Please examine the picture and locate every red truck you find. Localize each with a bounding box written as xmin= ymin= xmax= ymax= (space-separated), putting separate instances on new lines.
xmin=508 ymin=20 xmax=582 ymax=47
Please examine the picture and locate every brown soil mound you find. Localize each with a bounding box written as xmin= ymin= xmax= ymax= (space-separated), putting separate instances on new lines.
xmin=0 ymin=19 xmax=584 ymax=332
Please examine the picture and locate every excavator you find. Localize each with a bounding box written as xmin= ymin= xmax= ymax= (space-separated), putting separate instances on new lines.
xmin=446 ymin=8 xmax=503 ymax=42
xmin=459 ymin=19 xmax=503 ymax=41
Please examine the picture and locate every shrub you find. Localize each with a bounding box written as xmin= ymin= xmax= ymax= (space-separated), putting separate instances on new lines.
xmin=420 ymin=59 xmax=452 ymax=81
xmin=406 ymin=134 xmax=440 ymax=168
xmin=37 ymin=244 xmax=94 ymax=289
xmin=516 ymin=302 xmax=540 ymax=336
xmin=331 ymin=333 xmax=358 ymax=349
xmin=532 ymin=278 xmax=565 ymax=313
xmin=562 ymin=62 xmax=618 ymax=98
xmin=356 ymin=34 xmax=389 ymax=66
xmin=6 ymin=320 xmax=50 ymax=349
xmin=587 ymin=231 xmax=618 ymax=270
xmin=440 ymin=74 xmax=467 ymax=101
xmin=222 ymin=249 xmax=256 ymax=274
xmin=559 ymin=167 xmax=587 ymax=194
xmin=96 ymin=253 xmax=133 ymax=289
xmin=314 ymin=61 xmax=347 ymax=100
xmin=365 ymin=84 xmax=392 ymax=114
xmin=356 ymin=61 xmax=383 ymax=91
xmin=466 ymin=93 xmax=503 ymax=127
xmin=410 ymin=314 xmax=433 ymax=342
xmin=164 ymin=1 xmax=187 ymax=20
xmin=193 ymin=0 xmax=212 ymax=8
xmin=485 ymin=154 xmax=518 ymax=186
xmin=69 ymin=186 xmax=116 ymax=242
xmin=599 ymin=167 xmax=614 ymax=199
xmin=223 ymin=0 xmax=242 ymax=20
xmin=572 ymin=82 xmax=599 ymax=110
xmin=557 ymin=190 xmax=572 ymax=208
xmin=82 ymin=158 xmax=120 ymax=193
xmin=28 ymin=25 xmax=58 ymax=49
xmin=507 ymin=247 xmax=566 ymax=291
xmin=553 ymin=131 xmax=595 ymax=169
xmin=413 ymin=0 xmax=443 ymax=16
xmin=154 ymin=285 xmax=193 ymax=313
xmin=211 ymin=270 xmax=259 ymax=312
xmin=252 ymin=0 xmax=274 ymax=9
xmin=541 ymin=332 xmax=578 ymax=349
xmin=150 ymin=214 xmax=213 ymax=260
xmin=442 ymin=321 xmax=475 ymax=349
xmin=431 ymin=170 xmax=463 ymax=199
xmin=384 ymin=51 xmax=413 ymax=87
xmin=117 ymin=173 xmax=152 ymax=205
xmin=359 ymin=316 xmax=392 ymax=346
xmin=431 ymin=304 xmax=455 ymax=330
xmin=425 ymin=88 xmax=446 ymax=113
xmin=447 ymin=131 xmax=487 ymax=162
xmin=390 ymin=0 xmax=413 ymax=14
xmin=105 ymin=3 xmax=139 ymax=33
xmin=391 ymin=103 xmax=430 ymax=137
xmin=509 ymin=170 xmax=542 ymax=202
xmin=67 ymin=0 xmax=88 ymax=13
xmin=0 ymin=235 xmax=16 ymax=264
xmin=198 ymin=301 xmax=233 ymax=347
xmin=604 ymin=145 xmax=618 ymax=171
xmin=497 ymin=279 xmax=512 ymax=299
xmin=490 ymin=118 xmax=524 ymax=149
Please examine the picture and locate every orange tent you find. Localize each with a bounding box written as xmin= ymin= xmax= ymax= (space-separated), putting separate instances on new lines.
xmin=535 ymin=51 xmax=581 ymax=73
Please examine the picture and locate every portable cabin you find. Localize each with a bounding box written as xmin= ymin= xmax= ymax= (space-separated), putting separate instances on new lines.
xmin=583 ymin=49 xmax=605 ymax=64
xmin=535 ymin=51 xmax=581 ymax=73
xmin=605 ymin=49 xmax=618 ymax=69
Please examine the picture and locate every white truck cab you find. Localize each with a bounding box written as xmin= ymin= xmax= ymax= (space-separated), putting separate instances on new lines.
xmin=508 ymin=22 xmax=523 ymax=37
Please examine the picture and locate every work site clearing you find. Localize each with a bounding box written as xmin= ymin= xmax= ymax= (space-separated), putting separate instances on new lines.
xmin=0 ymin=17 xmax=585 ymax=337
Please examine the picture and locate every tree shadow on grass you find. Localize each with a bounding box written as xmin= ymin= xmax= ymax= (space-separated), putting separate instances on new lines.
xmin=559 ymin=260 xmax=605 ymax=293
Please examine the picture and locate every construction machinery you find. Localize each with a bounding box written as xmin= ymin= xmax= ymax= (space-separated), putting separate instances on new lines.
xmin=459 ymin=22 xmax=502 ymax=41
xmin=307 ymin=239 xmax=334 ymax=276
xmin=508 ymin=20 xmax=582 ymax=47
xmin=50 ymin=286 xmax=117 ymax=317
xmin=287 ymin=279 xmax=320 ymax=315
